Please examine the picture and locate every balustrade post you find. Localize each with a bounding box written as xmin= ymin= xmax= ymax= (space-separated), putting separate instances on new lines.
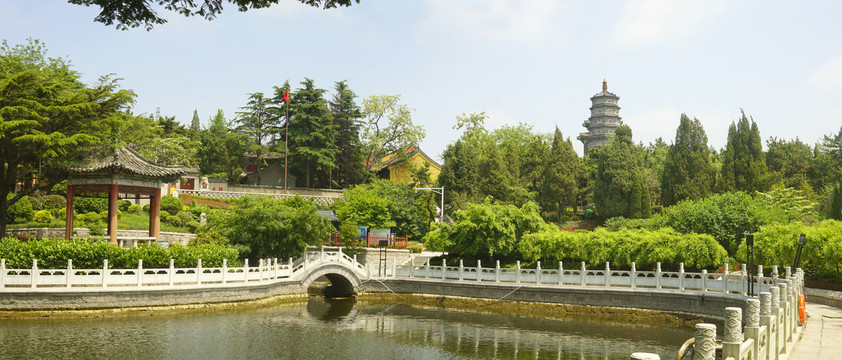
xmin=222 ymin=259 xmax=228 ymax=284
xmin=289 ymin=257 xmax=293 ymax=277
xmin=723 ymin=263 xmax=729 ymax=294
xmin=760 ymin=291 xmax=777 ymax=360
xmin=477 ymin=260 xmax=482 ymax=282
xmin=66 ymin=259 xmax=73 ymax=288
xmin=320 ymin=246 xmax=324 ymax=262
xmin=780 ymin=282 xmax=790 ymax=345
xmin=102 ymin=259 xmax=108 ymax=288
xmin=516 ymin=261 xmax=521 ymax=284
xmin=305 ymin=253 xmax=309 ymax=270
xmin=581 ymin=262 xmax=586 ymax=286
xmin=495 ymin=260 xmax=500 ymax=283
xmin=244 ymin=259 xmax=249 ymax=283
xmin=678 ymin=263 xmax=684 ymax=290
xmin=558 ymin=261 xmax=564 ymax=285
xmin=392 ymin=260 xmax=397 ymax=278
xmin=537 ymin=261 xmax=541 ymax=285
xmin=744 ymin=298 xmax=763 ymax=360
xmin=352 ymin=255 xmax=357 ymax=272
xmin=785 ymin=266 xmax=791 ymax=279
xmin=137 ymin=259 xmax=143 ymax=287
xmin=425 ymin=258 xmax=430 ymax=279
xmin=758 ymin=265 xmax=764 ymax=295
xmin=631 ymin=262 xmax=636 ymax=289
xmin=197 ymin=259 xmax=203 ymax=285
xmin=169 ymin=259 xmax=175 ymax=286
xmin=604 ymin=262 xmax=610 ymax=288
xmin=694 ymin=323 xmax=717 ymax=360
xmin=0 ymin=259 xmax=5 ymax=288
xmin=771 ymin=286 xmax=783 ymax=355
xmin=441 ymin=259 xmax=446 ymax=280
xmin=701 ymin=269 xmax=707 ymax=292
xmin=740 ymin=264 xmax=747 ymax=295
xmin=258 ymin=259 xmax=264 ymax=281
xmin=722 ymin=307 xmax=743 ymax=360
xmin=655 ymin=262 xmax=661 ymax=289
xmin=32 ymin=259 xmax=38 ymax=288
xmin=410 ymin=256 xmax=415 ymax=278
xmin=787 ymin=278 xmax=796 ymax=336
xmin=772 ymin=265 xmax=779 ymax=279
xmin=458 ymin=260 xmax=464 ymax=281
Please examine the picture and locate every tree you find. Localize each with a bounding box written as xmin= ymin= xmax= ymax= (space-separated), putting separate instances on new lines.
xmin=236 ymin=91 xmax=278 ymax=185
xmin=197 ymin=110 xmax=248 ymax=181
xmin=329 ymin=80 xmax=365 ymax=187
xmin=642 ymin=137 xmax=669 ymax=205
xmin=592 ymin=125 xmax=650 ymax=218
xmin=766 ymin=137 xmax=813 ymax=191
xmin=831 ymin=182 xmax=842 ymax=221
xmin=191 ymin=109 xmax=200 ymax=131
xmin=477 ymin=142 xmax=511 ymax=202
xmin=719 ymin=110 xmax=770 ymax=193
xmin=0 ymin=39 xmax=134 ymax=236
xmin=436 ymin=139 xmax=479 ymax=211
xmin=68 ymin=0 xmax=361 ymax=30
xmin=288 ymin=78 xmax=336 ymax=188
xmin=541 ymin=127 xmax=579 ymax=223
xmin=660 ymin=114 xmax=715 ymax=206
xmin=360 ymin=95 xmax=425 ymax=171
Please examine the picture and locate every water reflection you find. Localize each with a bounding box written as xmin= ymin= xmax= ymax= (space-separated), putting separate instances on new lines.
xmin=0 ymin=299 xmax=692 ymax=359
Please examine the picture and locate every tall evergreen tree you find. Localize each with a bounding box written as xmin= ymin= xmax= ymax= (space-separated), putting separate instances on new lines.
xmin=236 ymin=92 xmax=277 ymax=185
xmin=288 ymin=78 xmax=337 ymax=188
xmin=436 ymin=139 xmax=479 ymax=211
xmin=661 ymin=114 xmax=715 ymax=206
xmin=329 ymin=80 xmax=365 ymax=187
xmin=477 ymin=142 xmax=511 ymax=202
xmin=830 ymin=181 xmax=842 ymax=220
xmin=541 ymin=127 xmax=579 ymax=223
xmin=592 ymin=125 xmax=651 ymax=218
xmin=191 ymin=109 xmax=200 ymax=131
xmin=719 ymin=110 xmax=769 ymax=193
xmin=766 ymin=137 xmax=813 ymax=191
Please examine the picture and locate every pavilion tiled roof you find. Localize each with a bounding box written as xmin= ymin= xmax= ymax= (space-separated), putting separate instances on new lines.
xmin=69 ymin=147 xmax=188 ymax=178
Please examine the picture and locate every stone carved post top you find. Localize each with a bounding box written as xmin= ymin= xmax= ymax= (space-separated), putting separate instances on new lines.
xmin=724 ymin=307 xmax=743 ymax=343
xmin=630 ymin=353 xmax=661 ymax=360
xmin=780 ymin=283 xmax=788 ymax=304
xmin=746 ymin=298 xmax=760 ymax=327
xmin=786 ymin=279 xmax=794 ymax=296
xmin=694 ymin=323 xmax=717 ymax=360
xmin=770 ymin=286 xmax=780 ymax=310
xmin=760 ymin=292 xmax=772 ymax=315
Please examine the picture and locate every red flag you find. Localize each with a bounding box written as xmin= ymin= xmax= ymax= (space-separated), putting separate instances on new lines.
xmin=280 ymin=91 xmax=289 ymax=102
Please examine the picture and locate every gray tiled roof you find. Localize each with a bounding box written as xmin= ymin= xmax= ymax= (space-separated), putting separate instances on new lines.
xmin=69 ymin=147 xmax=187 ymax=178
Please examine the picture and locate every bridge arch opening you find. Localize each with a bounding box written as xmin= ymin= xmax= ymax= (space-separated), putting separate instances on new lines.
xmin=313 ymin=274 xmax=356 ymax=298
xmin=301 ymin=264 xmax=361 ymax=298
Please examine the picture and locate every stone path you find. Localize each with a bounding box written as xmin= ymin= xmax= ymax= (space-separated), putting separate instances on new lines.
xmin=789 ymin=303 xmax=842 ymax=360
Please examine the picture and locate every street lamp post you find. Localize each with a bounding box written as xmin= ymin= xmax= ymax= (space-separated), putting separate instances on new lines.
xmin=414 ymin=187 xmax=444 ymax=222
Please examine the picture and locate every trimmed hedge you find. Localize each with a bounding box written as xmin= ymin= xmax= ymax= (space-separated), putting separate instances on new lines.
xmin=519 ymin=227 xmax=727 ymax=271
xmin=0 ymin=237 xmax=239 ymax=268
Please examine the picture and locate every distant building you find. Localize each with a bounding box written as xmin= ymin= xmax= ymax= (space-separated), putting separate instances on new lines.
xmin=369 ymin=146 xmax=441 ymax=184
xmin=577 ymin=80 xmax=623 ymax=155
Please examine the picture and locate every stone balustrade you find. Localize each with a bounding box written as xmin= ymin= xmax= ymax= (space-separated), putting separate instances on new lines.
xmin=631 ymin=268 xmax=805 ymax=360
xmin=180 ymin=189 xmax=338 ymax=206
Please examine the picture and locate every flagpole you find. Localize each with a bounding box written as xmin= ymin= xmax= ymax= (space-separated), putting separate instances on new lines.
xmin=284 ymin=92 xmax=290 ymax=192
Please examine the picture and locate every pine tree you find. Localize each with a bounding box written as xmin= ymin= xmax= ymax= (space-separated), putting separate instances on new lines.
xmin=830 ymin=182 xmax=842 ymax=220
xmin=436 ymin=140 xmax=479 ymax=210
xmin=329 ymin=81 xmax=365 ymax=187
xmin=661 ymin=114 xmax=715 ymax=206
xmin=541 ymin=127 xmax=579 ymax=223
xmin=191 ymin=109 xmax=200 ymax=131
xmin=478 ymin=142 xmax=511 ymax=202
xmin=720 ymin=110 xmax=769 ymax=192
xmin=288 ymin=78 xmax=337 ymax=188
xmin=593 ymin=125 xmax=650 ymax=218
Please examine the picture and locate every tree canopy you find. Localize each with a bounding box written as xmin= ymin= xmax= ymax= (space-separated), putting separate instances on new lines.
xmin=68 ymin=0 xmax=360 ymax=30
xmin=660 ymin=114 xmax=714 ymax=206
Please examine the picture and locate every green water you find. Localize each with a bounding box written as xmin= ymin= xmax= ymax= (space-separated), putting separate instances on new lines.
xmin=0 ymin=299 xmax=693 ymax=359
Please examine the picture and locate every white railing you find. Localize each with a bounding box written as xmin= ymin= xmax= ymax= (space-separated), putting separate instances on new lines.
xmin=632 ymin=268 xmax=805 ymax=360
xmin=180 ymin=189 xmax=337 ymax=206
xmin=377 ymin=258 xmax=794 ymax=296
xmin=0 ymin=247 xmax=368 ymax=289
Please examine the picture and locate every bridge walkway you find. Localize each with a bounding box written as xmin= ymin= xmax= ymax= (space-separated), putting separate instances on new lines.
xmin=789 ymin=303 xmax=842 ymax=360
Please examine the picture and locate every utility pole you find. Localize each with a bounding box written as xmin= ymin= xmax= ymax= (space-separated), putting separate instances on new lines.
xmin=414 ymin=187 xmax=445 ymax=222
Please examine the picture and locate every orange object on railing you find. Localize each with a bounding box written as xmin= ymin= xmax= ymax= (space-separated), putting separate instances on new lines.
xmin=798 ymin=294 xmax=806 ymax=325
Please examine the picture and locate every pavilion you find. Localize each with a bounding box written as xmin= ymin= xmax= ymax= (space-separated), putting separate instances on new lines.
xmin=65 ymin=147 xmax=187 ymax=245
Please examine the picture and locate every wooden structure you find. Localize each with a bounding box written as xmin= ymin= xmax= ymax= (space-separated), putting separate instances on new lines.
xmin=65 ymin=147 xmax=187 ymax=245
xmin=368 ymin=146 xmax=442 ymax=184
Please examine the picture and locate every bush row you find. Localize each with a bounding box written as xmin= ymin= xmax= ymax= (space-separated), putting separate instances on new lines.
xmin=519 ymin=227 xmax=728 ymax=271
xmin=0 ymin=237 xmax=239 ymax=269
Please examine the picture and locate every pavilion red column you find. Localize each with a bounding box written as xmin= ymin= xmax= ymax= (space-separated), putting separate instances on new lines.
xmin=65 ymin=185 xmax=74 ymax=240
xmin=149 ymin=187 xmax=161 ymax=242
xmin=108 ymin=184 xmax=119 ymax=245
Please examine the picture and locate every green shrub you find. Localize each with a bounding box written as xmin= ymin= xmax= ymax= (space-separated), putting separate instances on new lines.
xmin=166 ymin=214 xmax=184 ymax=227
xmin=186 ymin=220 xmax=201 ymax=232
xmin=42 ymin=195 xmax=67 ymax=210
xmin=50 ymin=207 xmax=65 ymax=218
xmin=85 ymin=211 xmax=102 ymax=224
xmin=143 ymin=204 xmax=150 ymax=213
xmin=176 ymin=211 xmax=195 ymax=224
xmin=28 ymin=194 xmax=44 ymax=210
xmin=160 ymin=210 xmax=170 ymax=219
xmin=33 ymin=210 xmax=54 ymax=223
xmin=0 ymin=237 xmax=238 ymax=269
xmin=189 ymin=230 xmax=229 ymax=246
xmin=602 ymin=216 xmax=651 ymax=231
xmin=76 ymin=213 xmax=86 ymax=223
xmin=7 ymin=195 xmax=35 ymax=223
xmin=88 ymin=221 xmax=105 ymax=236
xmin=118 ymin=199 xmax=132 ymax=212
xmin=128 ymin=204 xmax=142 ymax=214
xmin=74 ymin=197 xmax=108 ymax=214
xmin=161 ymin=196 xmax=183 ymax=215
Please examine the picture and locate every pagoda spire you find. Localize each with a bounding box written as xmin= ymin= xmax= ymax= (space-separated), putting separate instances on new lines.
xmin=602 ymin=79 xmax=607 ymax=92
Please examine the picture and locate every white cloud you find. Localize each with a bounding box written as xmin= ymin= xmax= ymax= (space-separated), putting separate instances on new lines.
xmin=614 ymin=0 xmax=726 ymax=48
xmin=809 ymin=54 xmax=842 ymax=89
xmin=418 ymin=0 xmax=562 ymax=44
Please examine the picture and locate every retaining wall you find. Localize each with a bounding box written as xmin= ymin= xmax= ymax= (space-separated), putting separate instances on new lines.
xmin=358 ymin=278 xmax=746 ymax=320
xmin=805 ymin=287 xmax=842 ymax=308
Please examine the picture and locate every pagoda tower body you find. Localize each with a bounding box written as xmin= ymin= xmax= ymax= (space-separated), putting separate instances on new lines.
xmin=577 ymin=80 xmax=623 ymax=155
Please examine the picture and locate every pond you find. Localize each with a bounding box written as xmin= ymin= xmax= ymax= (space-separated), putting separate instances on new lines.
xmin=0 ymin=298 xmax=694 ymax=359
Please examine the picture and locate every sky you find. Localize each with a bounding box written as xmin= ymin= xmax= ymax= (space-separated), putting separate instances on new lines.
xmin=2 ymin=0 xmax=842 ymax=159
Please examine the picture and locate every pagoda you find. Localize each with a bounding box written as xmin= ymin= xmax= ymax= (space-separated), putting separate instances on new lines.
xmin=577 ymin=80 xmax=623 ymax=154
